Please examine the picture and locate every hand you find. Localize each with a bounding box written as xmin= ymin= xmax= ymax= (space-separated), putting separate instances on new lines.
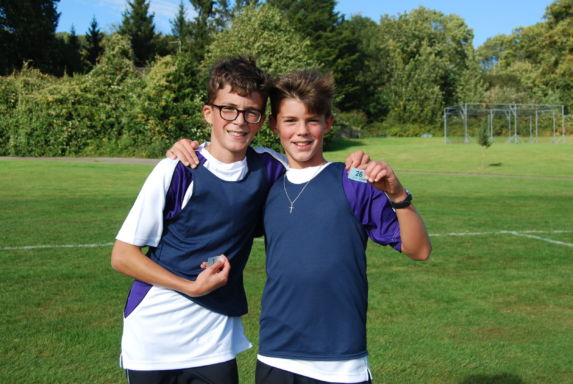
xmin=345 ymin=151 xmax=407 ymax=200
xmin=166 ymin=139 xmax=201 ymax=168
xmin=362 ymin=160 xmax=407 ymax=201
xmin=345 ymin=150 xmax=370 ymax=171
xmin=191 ymin=254 xmax=231 ymax=296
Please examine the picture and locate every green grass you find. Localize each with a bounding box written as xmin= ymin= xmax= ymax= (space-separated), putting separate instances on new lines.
xmin=1 ymin=138 xmax=572 ymax=383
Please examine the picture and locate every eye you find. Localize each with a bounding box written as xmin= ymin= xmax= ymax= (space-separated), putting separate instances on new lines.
xmin=245 ymin=110 xmax=260 ymax=118
xmin=221 ymin=106 xmax=236 ymax=113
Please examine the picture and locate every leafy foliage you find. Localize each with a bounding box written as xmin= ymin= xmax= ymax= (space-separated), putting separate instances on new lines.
xmin=0 ymin=0 xmax=571 ymax=156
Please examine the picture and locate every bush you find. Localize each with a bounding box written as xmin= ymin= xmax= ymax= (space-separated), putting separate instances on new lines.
xmin=2 ymin=35 xmax=148 ymax=157
xmin=136 ymin=54 xmax=209 ymax=156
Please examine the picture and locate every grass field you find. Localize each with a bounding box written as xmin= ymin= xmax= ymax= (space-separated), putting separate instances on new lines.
xmin=1 ymin=137 xmax=572 ymax=383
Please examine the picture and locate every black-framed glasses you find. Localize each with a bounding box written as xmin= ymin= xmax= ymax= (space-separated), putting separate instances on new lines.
xmin=210 ymin=104 xmax=263 ymax=124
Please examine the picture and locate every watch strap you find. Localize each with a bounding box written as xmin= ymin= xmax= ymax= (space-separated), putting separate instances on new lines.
xmin=390 ymin=190 xmax=412 ymax=209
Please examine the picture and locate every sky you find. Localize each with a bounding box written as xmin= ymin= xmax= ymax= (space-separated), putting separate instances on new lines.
xmin=55 ymin=0 xmax=554 ymax=48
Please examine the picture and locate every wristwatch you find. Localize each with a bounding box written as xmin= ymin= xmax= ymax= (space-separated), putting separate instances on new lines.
xmin=389 ymin=190 xmax=412 ymax=209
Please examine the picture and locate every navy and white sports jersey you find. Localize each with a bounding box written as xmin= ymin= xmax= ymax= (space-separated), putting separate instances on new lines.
xmin=258 ymin=162 xmax=401 ymax=382
xmin=117 ymin=145 xmax=286 ymax=371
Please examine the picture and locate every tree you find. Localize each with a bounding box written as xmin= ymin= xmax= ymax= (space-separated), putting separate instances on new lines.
xmin=63 ymin=25 xmax=83 ymax=74
xmin=0 ymin=0 xmax=61 ymax=75
xmin=265 ymin=0 xmax=363 ymax=111
xmin=476 ymin=1 xmax=573 ymax=112
xmin=118 ymin=0 xmax=157 ymax=66
xmin=170 ymin=1 xmax=191 ymax=45
xmin=84 ymin=16 xmax=104 ymax=69
xmin=370 ymin=7 xmax=477 ymax=131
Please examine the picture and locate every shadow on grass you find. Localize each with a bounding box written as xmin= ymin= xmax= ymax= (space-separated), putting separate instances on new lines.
xmin=325 ymin=137 xmax=367 ymax=152
xmin=458 ymin=373 xmax=525 ymax=384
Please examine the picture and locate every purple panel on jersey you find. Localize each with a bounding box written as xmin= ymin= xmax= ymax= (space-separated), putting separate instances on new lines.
xmin=163 ymin=152 xmax=206 ymax=221
xmin=341 ymin=167 xmax=402 ymax=251
xmin=260 ymin=152 xmax=286 ymax=184
xmin=124 ymin=280 xmax=153 ymax=318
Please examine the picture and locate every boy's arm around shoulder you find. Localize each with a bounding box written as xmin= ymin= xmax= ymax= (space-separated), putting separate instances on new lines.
xmin=111 ymin=240 xmax=231 ymax=297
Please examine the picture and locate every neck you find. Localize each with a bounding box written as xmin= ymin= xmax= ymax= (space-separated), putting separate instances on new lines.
xmin=287 ymin=158 xmax=327 ymax=169
xmin=205 ymin=144 xmax=247 ymax=164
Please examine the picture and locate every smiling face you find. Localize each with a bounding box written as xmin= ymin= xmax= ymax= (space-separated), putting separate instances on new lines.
xmin=204 ymin=85 xmax=266 ymax=163
xmin=271 ymin=98 xmax=333 ymax=169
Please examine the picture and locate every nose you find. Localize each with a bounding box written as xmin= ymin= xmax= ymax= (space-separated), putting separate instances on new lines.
xmin=294 ymin=122 xmax=310 ymax=136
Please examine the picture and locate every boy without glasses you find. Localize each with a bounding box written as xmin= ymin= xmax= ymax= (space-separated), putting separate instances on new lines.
xmin=256 ymin=70 xmax=431 ymax=383
xmin=111 ymin=56 xmax=287 ymax=384
xmin=170 ymin=70 xmax=431 ymax=383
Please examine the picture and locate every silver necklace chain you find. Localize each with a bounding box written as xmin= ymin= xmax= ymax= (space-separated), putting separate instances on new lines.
xmin=283 ymin=165 xmax=324 ymax=214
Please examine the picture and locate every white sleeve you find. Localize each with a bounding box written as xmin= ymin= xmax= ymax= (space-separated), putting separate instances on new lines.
xmin=116 ymin=159 xmax=180 ymax=247
xmin=254 ymin=146 xmax=289 ymax=168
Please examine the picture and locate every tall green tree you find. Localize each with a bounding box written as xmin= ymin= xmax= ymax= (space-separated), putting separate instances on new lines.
xmin=118 ymin=0 xmax=157 ymax=66
xmin=84 ymin=16 xmax=104 ymax=69
xmin=540 ymin=0 xmax=573 ymax=110
xmin=187 ymin=0 xmax=224 ymax=61
xmin=266 ymin=0 xmax=363 ymax=113
xmin=171 ymin=1 xmax=191 ymax=43
xmin=63 ymin=25 xmax=83 ymax=75
xmin=372 ymin=7 xmax=477 ymax=129
xmin=0 ymin=0 xmax=61 ymax=75
xmin=477 ymin=0 xmax=572 ymax=110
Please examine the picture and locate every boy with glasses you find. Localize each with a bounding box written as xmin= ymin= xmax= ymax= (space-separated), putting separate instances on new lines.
xmin=111 ymin=56 xmax=287 ymax=384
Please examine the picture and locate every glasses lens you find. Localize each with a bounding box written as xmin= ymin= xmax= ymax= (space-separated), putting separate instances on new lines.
xmin=219 ymin=106 xmax=238 ymax=121
xmin=215 ymin=105 xmax=261 ymax=124
xmin=244 ymin=110 xmax=261 ymax=124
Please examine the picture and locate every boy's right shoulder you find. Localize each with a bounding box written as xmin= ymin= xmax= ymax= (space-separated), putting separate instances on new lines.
xmin=253 ymin=146 xmax=288 ymax=168
xmin=147 ymin=158 xmax=187 ymax=182
xmin=152 ymin=157 xmax=180 ymax=171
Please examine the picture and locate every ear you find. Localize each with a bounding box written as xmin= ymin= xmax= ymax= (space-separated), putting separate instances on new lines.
xmin=203 ymin=104 xmax=214 ymax=124
xmin=324 ymin=115 xmax=334 ymax=133
xmin=269 ymin=115 xmax=279 ymax=135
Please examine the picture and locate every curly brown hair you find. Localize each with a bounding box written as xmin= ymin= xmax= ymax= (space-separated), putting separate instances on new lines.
xmin=207 ymin=56 xmax=272 ymax=106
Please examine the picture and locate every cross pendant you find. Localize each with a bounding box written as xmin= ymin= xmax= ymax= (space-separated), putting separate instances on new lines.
xmin=289 ymin=205 xmax=294 ymax=214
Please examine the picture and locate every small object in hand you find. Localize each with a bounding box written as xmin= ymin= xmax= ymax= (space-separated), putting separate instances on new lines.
xmin=348 ymin=168 xmax=367 ymax=183
xmin=207 ymin=255 xmax=223 ymax=267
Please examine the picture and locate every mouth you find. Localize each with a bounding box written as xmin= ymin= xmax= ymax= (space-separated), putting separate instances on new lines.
xmin=227 ymin=129 xmax=248 ymax=137
xmin=293 ymin=140 xmax=313 ymax=149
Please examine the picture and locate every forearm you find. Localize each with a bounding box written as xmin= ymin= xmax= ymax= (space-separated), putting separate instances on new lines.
xmin=395 ymin=205 xmax=432 ymax=261
xmin=111 ymin=240 xmax=201 ymax=296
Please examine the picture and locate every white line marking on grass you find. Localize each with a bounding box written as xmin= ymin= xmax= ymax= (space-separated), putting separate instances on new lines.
xmin=0 ymin=242 xmax=114 ymax=251
xmin=429 ymin=230 xmax=573 ymax=248
xmin=504 ymin=232 xmax=573 ymax=248
xmin=1 ymin=230 xmax=572 ymax=251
